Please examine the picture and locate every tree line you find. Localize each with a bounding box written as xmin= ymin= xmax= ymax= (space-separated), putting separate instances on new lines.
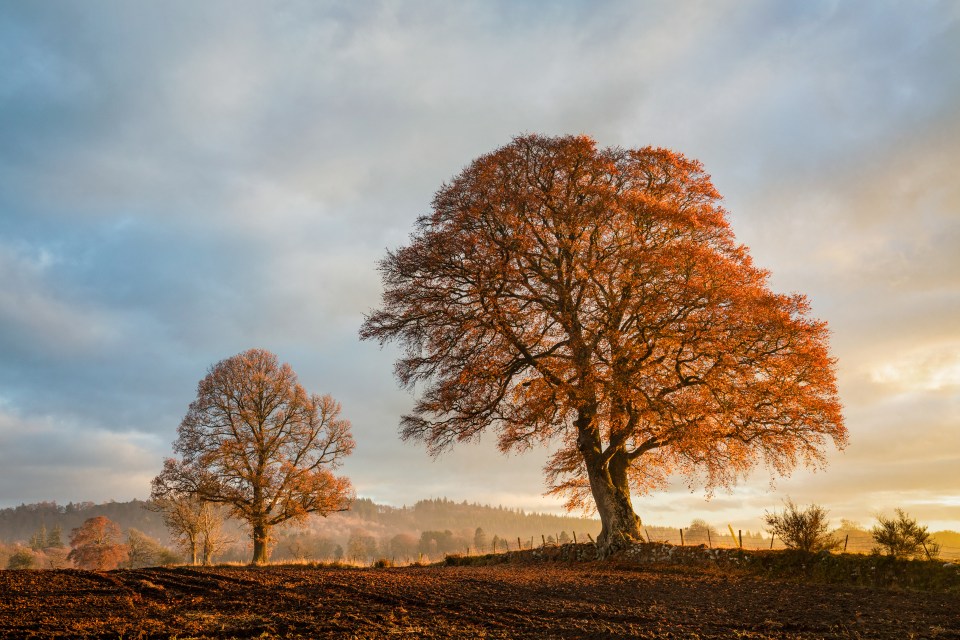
xmin=4 ymin=498 xmax=955 ymax=568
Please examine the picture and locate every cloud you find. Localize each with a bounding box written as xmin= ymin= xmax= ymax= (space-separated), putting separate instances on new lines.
xmin=869 ymin=344 xmax=960 ymax=392
xmin=0 ymin=406 xmax=164 ymax=504
xmin=0 ymin=243 xmax=121 ymax=357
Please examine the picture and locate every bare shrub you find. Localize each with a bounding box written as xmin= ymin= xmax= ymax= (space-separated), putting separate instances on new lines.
xmin=871 ymin=509 xmax=938 ymax=560
xmin=763 ymin=499 xmax=839 ymax=552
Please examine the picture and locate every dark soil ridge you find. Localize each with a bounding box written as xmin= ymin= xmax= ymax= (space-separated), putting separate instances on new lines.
xmin=446 ymin=541 xmax=960 ymax=592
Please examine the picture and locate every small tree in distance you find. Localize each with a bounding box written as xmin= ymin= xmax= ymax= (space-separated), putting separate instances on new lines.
xmin=46 ymin=524 xmax=64 ymax=548
xmin=763 ymin=499 xmax=839 ymax=553
xmin=68 ymin=516 xmax=129 ymax=570
xmin=147 ymin=495 xmax=204 ymax=565
xmin=473 ymin=527 xmax=488 ymax=553
xmin=346 ymin=530 xmax=378 ymax=563
xmin=126 ymin=529 xmax=179 ymax=568
xmin=153 ymin=349 xmax=356 ymax=564
xmin=871 ymin=509 xmax=938 ymax=559
xmin=687 ymin=519 xmax=720 ymax=546
xmin=7 ymin=548 xmax=36 ymax=570
xmin=148 ymin=495 xmax=231 ymax=565
xmin=29 ymin=525 xmax=47 ymax=551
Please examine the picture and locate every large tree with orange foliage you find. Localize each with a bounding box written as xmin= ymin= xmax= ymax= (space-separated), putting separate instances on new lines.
xmin=153 ymin=349 xmax=355 ymax=564
xmin=361 ymin=134 xmax=845 ymax=555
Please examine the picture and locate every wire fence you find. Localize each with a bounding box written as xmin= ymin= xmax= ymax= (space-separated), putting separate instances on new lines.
xmin=455 ymin=527 xmax=960 ymax=562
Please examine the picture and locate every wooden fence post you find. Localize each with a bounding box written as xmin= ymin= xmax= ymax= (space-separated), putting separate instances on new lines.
xmin=518 ymin=537 xmax=523 ymax=551
xmin=644 ymin=528 xmax=652 ymax=543
xmin=680 ymin=528 xmax=684 ymax=546
xmin=573 ymin=531 xmax=577 ymax=544
xmin=707 ymin=529 xmax=712 ymax=549
xmin=541 ymin=534 xmax=546 ymax=547
xmin=728 ymin=524 xmax=737 ymax=548
xmin=844 ymin=534 xmax=849 ymax=552
xmin=769 ymin=533 xmax=775 ymax=550
xmin=738 ymin=530 xmax=743 ymax=549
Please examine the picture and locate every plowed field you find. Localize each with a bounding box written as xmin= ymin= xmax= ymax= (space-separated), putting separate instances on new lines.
xmin=1 ymin=563 xmax=957 ymax=639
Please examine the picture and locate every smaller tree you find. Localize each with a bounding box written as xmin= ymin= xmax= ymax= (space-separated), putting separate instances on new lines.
xmin=763 ymin=499 xmax=839 ymax=553
xmin=346 ymin=530 xmax=378 ymax=563
xmin=197 ymin=502 xmax=232 ymax=565
xmin=312 ymin=536 xmax=338 ymax=561
xmin=68 ymin=516 xmax=129 ymax=570
xmin=283 ymin=532 xmax=312 ymax=561
xmin=29 ymin=525 xmax=47 ymax=551
xmin=686 ymin=519 xmax=721 ymax=546
xmin=7 ymin=548 xmax=36 ymax=570
xmin=148 ymin=495 xmax=230 ymax=565
xmin=871 ymin=509 xmax=938 ymax=560
xmin=838 ymin=519 xmax=865 ymax=532
xmin=389 ymin=533 xmax=419 ymax=560
xmin=126 ymin=529 xmax=179 ymax=568
xmin=147 ymin=495 xmax=203 ymax=564
xmin=473 ymin=527 xmax=488 ymax=553
xmin=46 ymin=524 xmax=64 ymax=548
xmin=153 ymin=349 xmax=356 ymax=564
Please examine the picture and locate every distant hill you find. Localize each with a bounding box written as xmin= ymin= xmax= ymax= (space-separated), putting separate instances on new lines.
xmin=0 ymin=497 xmax=601 ymax=563
xmin=0 ymin=500 xmax=170 ymax=545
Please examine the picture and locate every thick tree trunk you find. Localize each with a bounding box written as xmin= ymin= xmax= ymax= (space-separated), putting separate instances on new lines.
xmin=586 ymin=459 xmax=642 ymax=557
xmin=252 ymin=523 xmax=270 ymax=565
xmin=577 ymin=412 xmax=643 ymax=558
xmin=189 ymin=538 xmax=198 ymax=566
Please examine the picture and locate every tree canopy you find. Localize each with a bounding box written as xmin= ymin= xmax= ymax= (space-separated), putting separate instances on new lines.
xmin=67 ymin=516 xmax=128 ymax=570
xmin=361 ymin=134 xmax=846 ymax=555
xmin=153 ymin=348 xmax=355 ymax=564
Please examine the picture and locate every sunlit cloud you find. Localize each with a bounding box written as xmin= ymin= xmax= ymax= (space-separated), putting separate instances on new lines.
xmin=869 ymin=344 xmax=960 ymax=392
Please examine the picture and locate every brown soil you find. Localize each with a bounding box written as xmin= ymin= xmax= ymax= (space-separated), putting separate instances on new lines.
xmin=1 ymin=563 xmax=957 ymax=639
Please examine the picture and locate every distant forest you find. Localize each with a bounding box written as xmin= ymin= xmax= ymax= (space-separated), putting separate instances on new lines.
xmin=0 ymin=497 xmax=603 ymax=564
xmin=4 ymin=498 xmax=957 ymax=565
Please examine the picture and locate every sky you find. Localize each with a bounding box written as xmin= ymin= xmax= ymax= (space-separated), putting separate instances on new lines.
xmin=1 ymin=0 xmax=958 ymax=533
